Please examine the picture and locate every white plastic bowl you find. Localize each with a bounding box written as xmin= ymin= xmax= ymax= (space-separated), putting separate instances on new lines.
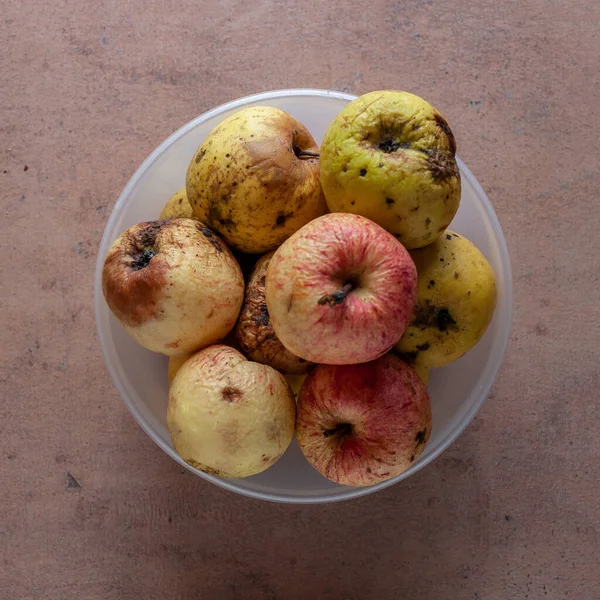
xmin=95 ymin=89 xmax=512 ymax=504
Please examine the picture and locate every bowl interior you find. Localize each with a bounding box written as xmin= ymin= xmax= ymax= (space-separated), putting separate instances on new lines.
xmin=94 ymin=89 xmax=512 ymax=503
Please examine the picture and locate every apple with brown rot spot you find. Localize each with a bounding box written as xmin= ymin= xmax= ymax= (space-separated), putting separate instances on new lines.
xmin=102 ymin=218 xmax=244 ymax=356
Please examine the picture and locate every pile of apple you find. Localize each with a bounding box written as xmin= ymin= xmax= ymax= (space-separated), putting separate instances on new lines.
xmin=102 ymin=91 xmax=497 ymax=487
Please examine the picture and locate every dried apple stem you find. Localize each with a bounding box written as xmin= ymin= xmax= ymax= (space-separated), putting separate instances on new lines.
xmin=294 ymin=148 xmax=320 ymax=159
xmin=318 ymin=282 xmax=354 ymax=306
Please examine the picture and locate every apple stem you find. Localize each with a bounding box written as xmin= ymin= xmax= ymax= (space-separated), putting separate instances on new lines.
xmin=318 ymin=282 xmax=354 ymax=307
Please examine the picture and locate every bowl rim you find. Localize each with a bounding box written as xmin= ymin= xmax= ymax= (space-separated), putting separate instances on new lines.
xmin=95 ymin=88 xmax=513 ymax=504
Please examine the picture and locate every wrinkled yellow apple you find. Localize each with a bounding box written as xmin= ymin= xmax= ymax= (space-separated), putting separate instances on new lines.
xmin=396 ymin=231 xmax=497 ymax=367
xmin=186 ymin=106 xmax=327 ymax=253
xmin=168 ymin=345 xmax=296 ymax=478
xmin=320 ymin=91 xmax=460 ymax=249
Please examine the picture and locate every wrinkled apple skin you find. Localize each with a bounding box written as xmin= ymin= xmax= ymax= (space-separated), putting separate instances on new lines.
xmin=168 ymin=345 xmax=296 ymax=478
xmin=296 ymin=352 xmax=432 ymax=487
xmin=236 ymin=251 xmax=313 ymax=374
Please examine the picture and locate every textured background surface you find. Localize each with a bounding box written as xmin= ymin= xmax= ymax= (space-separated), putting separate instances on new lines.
xmin=2 ymin=1 xmax=599 ymax=598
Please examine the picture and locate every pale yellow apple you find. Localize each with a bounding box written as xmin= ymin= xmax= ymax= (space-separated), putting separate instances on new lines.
xmin=168 ymin=345 xmax=296 ymax=478
xmin=320 ymin=91 xmax=461 ymax=249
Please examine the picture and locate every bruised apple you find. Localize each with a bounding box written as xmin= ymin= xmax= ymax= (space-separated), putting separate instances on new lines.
xmin=102 ymin=219 xmax=244 ymax=356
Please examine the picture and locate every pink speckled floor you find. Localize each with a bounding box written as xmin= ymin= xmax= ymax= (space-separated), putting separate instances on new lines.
xmin=1 ymin=1 xmax=599 ymax=598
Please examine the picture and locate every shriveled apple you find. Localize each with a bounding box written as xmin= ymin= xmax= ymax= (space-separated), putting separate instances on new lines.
xmin=168 ymin=345 xmax=296 ymax=478
xmin=102 ymin=218 xmax=244 ymax=356
xmin=265 ymin=213 xmax=417 ymax=365
xmin=236 ymin=251 xmax=313 ymax=374
xmin=296 ymin=352 xmax=432 ymax=486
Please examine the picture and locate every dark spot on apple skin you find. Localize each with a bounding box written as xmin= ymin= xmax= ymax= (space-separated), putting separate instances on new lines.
xmin=342 ymin=165 xmax=348 ymax=172
xmin=411 ymin=206 xmax=420 ymax=212
xmin=415 ymin=430 xmax=427 ymax=445
xmin=416 ymin=342 xmax=430 ymax=351
xmin=102 ymin=220 xmax=170 ymax=327
xmin=197 ymin=224 xmax=213 ymax=237
xmin=411 ymin=301 xmax=458 ymax=332
xmin=426 ymin=148 xmax=459 ymax=181
xmin=131 ymin=248 xmax=155 ymax=270
xmin=446 ymin=234 xmax=452 ymax=240
xmin=222 ymin=386 xmax=243 ymax=402
xmin=218 ymin=218 xmax=235 ymax=229
xmin=360 ymin=168 xmax=367 ymax=176
xmin=275 ymin=212 xmax=294 ymax=227
xmin=265 ymin=421 xmax=280 ymax=442
xmin=385 ymin=197 xmax=395 ymax=206
xmin=254 ymin=303 xmax=270 ymax=326
xmin=425 ymin=217 xmax=431 ymax=227
xmin=196 ymin=223 xmax=223 ymax=252
xmin=410 ymin=455 xmax=415 ymax=462
xmin=436 ymin=308 xmax=456 ymax=331
xmin=194 ymin=148 xmax=206 ymax=163
xmin=454 ymin=272 xmax=459 ymax=279
xmin=379 ymin=139 xmax=411 ymax=153
xmin=427 ymin=280 xmax=435 ymax=289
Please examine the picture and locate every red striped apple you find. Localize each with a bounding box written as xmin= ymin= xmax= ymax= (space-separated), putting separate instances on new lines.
xmin=265 ymin=213 xmax=417 ymax=365
xmin=296 ymin=352 xmax=432 ymax=486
